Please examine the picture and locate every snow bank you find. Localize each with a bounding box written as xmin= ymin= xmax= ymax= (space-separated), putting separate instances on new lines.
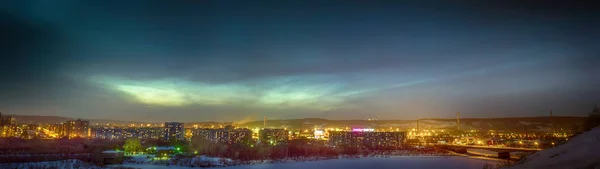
xmin=0 ymin=159 xmax=104 ymax=169
xmin=505 ymin=127 xmax=600 ymax=169
xmin=118 ymin=156 xmax=493 ymax=169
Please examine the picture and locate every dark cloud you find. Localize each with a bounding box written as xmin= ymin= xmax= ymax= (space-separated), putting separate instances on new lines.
xmin=0 ymin=9 xmax=73 ymax=103
xmin=0 ymin=0 xmax=598 ymax=121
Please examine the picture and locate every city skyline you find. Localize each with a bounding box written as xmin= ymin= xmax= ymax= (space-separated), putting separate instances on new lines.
xmin=1 ymin=1 xmax=599 ymax=122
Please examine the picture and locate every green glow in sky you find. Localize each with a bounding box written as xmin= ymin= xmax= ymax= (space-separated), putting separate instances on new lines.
xmin=90 ymin=75 xmax=347 ymax=109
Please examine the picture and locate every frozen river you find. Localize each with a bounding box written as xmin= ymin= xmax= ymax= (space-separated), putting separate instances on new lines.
xmin=119 ymin=156 xmax=498 ymax=169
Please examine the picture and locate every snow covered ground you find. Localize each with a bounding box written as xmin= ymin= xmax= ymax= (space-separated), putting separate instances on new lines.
xmin=0 ymin=159 xmax=104 ymax=169
xmin=2 ymin=156 xmax=497 ymax=169
xmin=114 ymin=156 xmax=495 ymax=169
xmin=505 ymin=127 xmax=600 ymax=169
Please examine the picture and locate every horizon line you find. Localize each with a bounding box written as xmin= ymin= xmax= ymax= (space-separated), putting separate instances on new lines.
xmin=4 ymin=113 xmax=586 ymax=124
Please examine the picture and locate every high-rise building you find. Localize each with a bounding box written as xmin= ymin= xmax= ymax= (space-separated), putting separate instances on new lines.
xmin=192 ymin=125 xmax=252 ymax=144
xmin=164 ymin=122 xmax=184 ymax=141
xmin=259 ymin=128 xmax=288 ymax=144
xmin=0 ymin=113 xmax=17 ymax=138
xmin=48 ymin=124 xmax=64 ymax=136
xmin=329 ymin=129 xmax=406 ymax=149
xmin=0 ymin=112 xmax=16 ymax=126
xmin=92 ymin=127 xmax=165 ymax=140
xmin=62 ymin=119 xmax=90 ymax=139
xmin=0 ymin=125 xmax=17 ymax=138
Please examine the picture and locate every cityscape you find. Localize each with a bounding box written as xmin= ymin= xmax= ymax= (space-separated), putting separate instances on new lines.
xmin=1 ymin=109 xmax=599 ymax=168
xmin=1 ymin=0 xmax=599 ymax=169
xmin=0 ymin=112 xmax=582 ymax=148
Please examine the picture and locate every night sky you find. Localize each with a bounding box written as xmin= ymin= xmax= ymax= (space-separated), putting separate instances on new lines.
xmin=1 ymin=1 xmax=598 ymax=122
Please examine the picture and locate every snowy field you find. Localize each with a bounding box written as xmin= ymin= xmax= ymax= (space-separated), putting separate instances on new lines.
xmin=114 ymin=156 xmax=496 ymax=169
xmin=0 ymin=156 xmax=499 ymax=169
xmin=0 ymin=159 xmax=105 ymax=169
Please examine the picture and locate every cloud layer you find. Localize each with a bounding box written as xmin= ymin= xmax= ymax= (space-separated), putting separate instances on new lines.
xmin=1 ymin=1 xmax=598 ymax=121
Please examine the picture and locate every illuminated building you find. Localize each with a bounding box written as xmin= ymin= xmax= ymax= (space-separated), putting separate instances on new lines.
xmin=164 ymin=122 xmax=184 ymax=141
xmin=290 ymin=129 xmax=316 ymax=139
xmin=137 ymin=127 xmax=165 ymax=139
xmin=329 ymin=128 xmax=406 ymax=149
xmin=93 ymin=127 xmax=127 ymax=139
xmin=0 ymin=125 xmax=17 ymax=138
xmin=47 ymin=124 xmax=64 ymax=136
xmin=62 ymin=119 xmax=90 ymax=139
xmin=314 ymin=129 xmax=325 ymax=139
xmin=192 ymin=125 xmax=252 ymax=144
xmin=259 ymin=128 xmax=288 ymax=144
xmin=0 ymin=113 xmax=17 ymax=137
xmin=93 ymin=126 xmax=166 ymax=140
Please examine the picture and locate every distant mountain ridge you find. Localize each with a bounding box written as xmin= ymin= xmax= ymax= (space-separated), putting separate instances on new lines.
xmin=231 ymin=116 xmax=584 ymax=132
xmin=3 ymin=114 xmax=147 ymax=125
xmin=4 ymin=114 xmax=585 ymax=132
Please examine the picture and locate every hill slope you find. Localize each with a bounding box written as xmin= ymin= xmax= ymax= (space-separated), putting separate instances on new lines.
xmin=235 ymin=117 xmax=584 ymax=132
xmin=505 ymin=127 xmax=600 ymax=169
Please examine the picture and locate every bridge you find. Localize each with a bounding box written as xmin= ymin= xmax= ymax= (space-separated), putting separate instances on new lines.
xmin=436 ymin=144 xmax=541 ymax=159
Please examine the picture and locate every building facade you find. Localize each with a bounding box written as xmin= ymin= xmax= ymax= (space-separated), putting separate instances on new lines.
xmin=259 ymin=128 xmax=288 ymax=144
xmin=164 ymin=122 xmax=184 ymax=141
xmin=192 ymin=125 xmax=252 ymax=144
xmin=0 ymin=113 xmax=17 ymax=138
xmin=329 ymin=130 xmax=406 ymax=149
xmin=62 ymin=119 xmax=90 ymax=139
xmin=93 ymin=127 xmax=164 ymax=140
xmin=0 ymin=114 xmax=16 ymax=126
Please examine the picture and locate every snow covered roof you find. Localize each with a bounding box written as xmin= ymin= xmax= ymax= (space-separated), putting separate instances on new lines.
xmin=153 ymin=146 xmax=176 ymax=151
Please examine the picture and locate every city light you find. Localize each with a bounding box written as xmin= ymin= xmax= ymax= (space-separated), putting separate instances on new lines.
xmin=314 ymin=130 xmax=324 ymax=139
xmin=352 ymin=128 xmax=374 ymax=132
xmin=0 ymin=110 xmax=584 ymax=165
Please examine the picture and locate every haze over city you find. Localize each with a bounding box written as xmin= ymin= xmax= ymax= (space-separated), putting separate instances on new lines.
xmin=1 ymin=1 xmax=598 ymax=122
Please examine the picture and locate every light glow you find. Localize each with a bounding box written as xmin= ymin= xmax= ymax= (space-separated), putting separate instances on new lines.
xmin=90 ymin=75 xmax=349 ymax=109
xmin=352 ymin=128 xmax=374 ymax=132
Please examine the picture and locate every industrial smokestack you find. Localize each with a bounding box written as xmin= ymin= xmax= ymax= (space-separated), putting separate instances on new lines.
xmin=263 ymin=116 xmax=266 ymax=129
xmin=417 ymin=119 xmax=419 ymax=132
xmin=457 ymin=112 xmax=460 ymax=131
